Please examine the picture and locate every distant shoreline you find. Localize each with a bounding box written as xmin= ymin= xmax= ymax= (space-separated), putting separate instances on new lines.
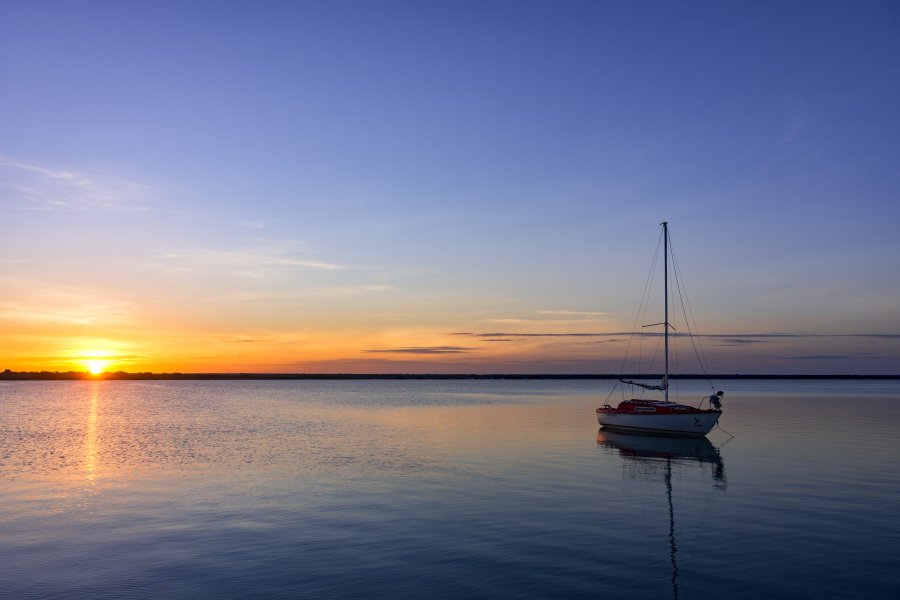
xmin=2 ymin=371 xmax=899 ymax=381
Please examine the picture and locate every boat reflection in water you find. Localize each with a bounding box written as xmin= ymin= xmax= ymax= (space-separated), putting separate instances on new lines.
xmin=597 ymin=430 xmax=726 ymax=599
xmin=597 ymin=429 xmax=725 ymax=486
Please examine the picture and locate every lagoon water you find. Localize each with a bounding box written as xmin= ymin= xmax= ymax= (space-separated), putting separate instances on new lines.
xmin=1 ymin=379 xmax=899 ymax=599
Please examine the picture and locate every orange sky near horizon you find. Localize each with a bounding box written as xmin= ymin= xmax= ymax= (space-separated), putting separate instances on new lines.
xmin=1 ymin=317 xmax=622 ymax=374
xmin=5 ymin=311 xmax=900 ymax=375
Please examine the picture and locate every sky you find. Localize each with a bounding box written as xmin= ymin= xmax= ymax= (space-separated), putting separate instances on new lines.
xmin=2 ymin=0 xmax=899 ymax=375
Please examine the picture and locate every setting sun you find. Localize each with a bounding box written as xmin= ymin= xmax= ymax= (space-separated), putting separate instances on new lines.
xmin=84 ymin=359 xmax=110 ymax=375
xmin=78 ymin=349 xmax=117 ymax=375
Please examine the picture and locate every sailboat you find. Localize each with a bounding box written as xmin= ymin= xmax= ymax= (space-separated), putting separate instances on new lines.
xmin=596 ymin=222 xmax=724 ymax=436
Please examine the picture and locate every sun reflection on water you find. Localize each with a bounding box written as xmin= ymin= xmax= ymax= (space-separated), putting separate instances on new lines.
xmin=85 ymin=382 xmax=99 ymax=484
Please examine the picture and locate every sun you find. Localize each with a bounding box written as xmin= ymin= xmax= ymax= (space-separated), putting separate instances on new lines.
xmin=77 ymin=348 xmax=117 ymax=375
xmin=84 ymin=359 xmax=111 ymax=375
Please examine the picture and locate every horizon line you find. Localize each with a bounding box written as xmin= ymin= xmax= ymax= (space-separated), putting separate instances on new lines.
xmin=2 ymin=371 xmax=899 ymax=380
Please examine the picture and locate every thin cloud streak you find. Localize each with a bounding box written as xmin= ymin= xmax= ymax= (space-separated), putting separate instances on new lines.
xmin=784 ymin=354 xmax=880 ymax=361
xmin=234 ymin=220 xmax=266 ymax=229
xmin=0 ymin=280 xmax=135 ymax=326
xmin=0 ymin=301 xmax=131 ymax=326
xmin=160 ymin=248 xmax=350 ymax=272
xmin=365 ymin=346 xmax=477 ymax=355
xmin=0 ymin=155 xmax=152 ymax=212
xmin=536 ymin=310 xmax=608 ymax=317
xmin=453 ymin=332 xmax=900 ymax=340
xmin=714 ymin=338 xmax=770 ymax=346
xmin=311 ymin=285 xmax=395 ymax=295
xmin=7 ymin=354 xmax=145 ymax=366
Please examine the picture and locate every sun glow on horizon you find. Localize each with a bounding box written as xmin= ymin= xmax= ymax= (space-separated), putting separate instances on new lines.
xmin=79 ymin=349 xmax=116 ymax=375
xmin=84 ymin=359 xmax=111 ymax=375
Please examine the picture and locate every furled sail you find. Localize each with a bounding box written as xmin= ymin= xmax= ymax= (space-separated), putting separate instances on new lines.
xmin=620 ymin=376 xmax=668 ymax=391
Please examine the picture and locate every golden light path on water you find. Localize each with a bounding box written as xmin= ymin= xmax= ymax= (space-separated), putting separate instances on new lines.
xmin=85 ymin=382 xmax=99 ymax=484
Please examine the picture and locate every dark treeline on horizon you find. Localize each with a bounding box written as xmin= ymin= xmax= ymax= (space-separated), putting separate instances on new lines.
xmin=2 ymin=370 xmax=899 ymax=381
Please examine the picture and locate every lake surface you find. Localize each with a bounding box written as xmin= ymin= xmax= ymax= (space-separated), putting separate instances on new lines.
xmin=1 ymin=379 xmax=899 ymax=599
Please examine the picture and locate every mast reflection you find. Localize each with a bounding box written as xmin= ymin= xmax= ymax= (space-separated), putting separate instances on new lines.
xmin=597 ymin=430 xmax=726 ymax=599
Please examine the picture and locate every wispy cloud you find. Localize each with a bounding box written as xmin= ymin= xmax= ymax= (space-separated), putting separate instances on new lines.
xmin=234 ymin=220 xmax=266 ymax=229
xmin=454 ymin=331 xmax=900 ymax=341
xmin=485 ymin=310 xmax=608 ymax=325
xmin=9 ymin=354 xmax=145 ymax=365
xmin=784 ymin=354 xmax=880 ymax=361
xmin=785 ymin=355 xmax=851 ymax=360
xmin=713 ymin=337 xmax=770 ymax=346
xmin=454 ymin=332 xmax=619 ymax=338
xmin=160 ymin=247 xmax=350 ymax=273
xmin=0 ymin=301 xmax=131 ymax=326
xmin=536 ymin=310 xmax=607 ymax=318
xmin=365 ymin=346 xmax=477 ymax=354
xmin=0 ymin=280 xmax=134 ymax=326
xmin=311 ymin=284 xmax=395 ymax=295
xmin=72 ymin=353 xmax=144 ymax=361
xmin=0 ymin=155 xmax=152 ymax=212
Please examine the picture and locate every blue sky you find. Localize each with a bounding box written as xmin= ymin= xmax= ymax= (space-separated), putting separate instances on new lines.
xmin=2 ymin=1 xmax=899 ymax=373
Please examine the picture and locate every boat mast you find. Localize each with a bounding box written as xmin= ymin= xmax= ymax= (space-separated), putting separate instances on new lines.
xmin=663 ymin=221 xmax=669 ymax=402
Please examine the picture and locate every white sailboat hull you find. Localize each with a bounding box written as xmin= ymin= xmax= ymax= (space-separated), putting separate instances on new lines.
xmin=597 ymin=410 xmax=721 ymax=436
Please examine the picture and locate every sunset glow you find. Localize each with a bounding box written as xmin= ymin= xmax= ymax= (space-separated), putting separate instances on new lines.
xmin=74 ymin=348 xmax=120 ymax=375
xmin=84 ymin=359 xmax=110 ymax=375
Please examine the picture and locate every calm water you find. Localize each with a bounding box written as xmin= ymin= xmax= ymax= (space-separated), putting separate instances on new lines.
xmin=1 ymin=379 xmax=899 ymax=599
